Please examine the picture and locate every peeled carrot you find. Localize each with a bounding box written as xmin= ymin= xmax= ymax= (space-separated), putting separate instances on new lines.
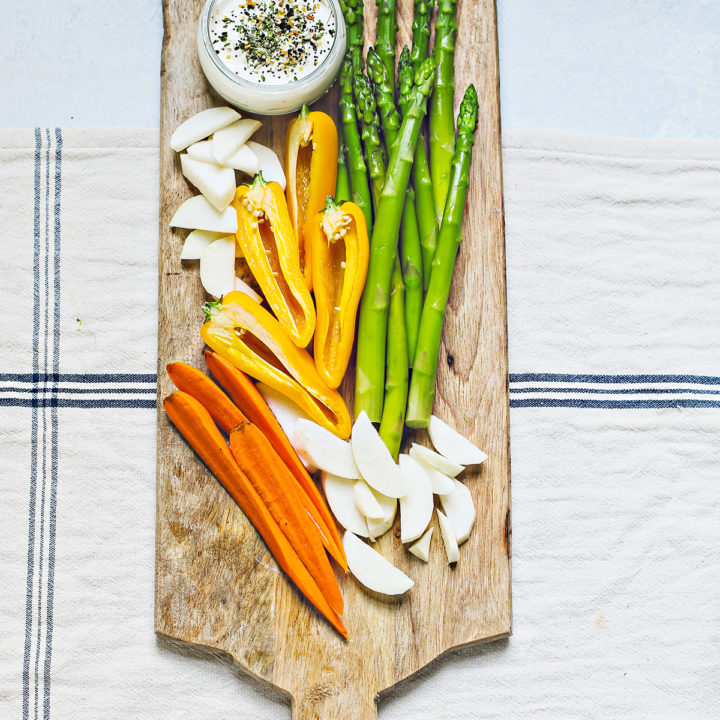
xmin=168 ymin=360 xmax=343 ymax=571
xmin=167 ymin=361 xmax=245 ymax=433
xmin=167 ymin=362 xmax=342 ymax=611
xmin=164 ymin=391 xmax=347 ymax=638
xmin=229 ymin=422 xmax=343 ymax=616
xmin=205 ymin=349 xmax=347 ymax=569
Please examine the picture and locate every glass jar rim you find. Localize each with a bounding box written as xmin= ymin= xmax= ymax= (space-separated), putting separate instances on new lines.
xmin=199 ymin=0 xmax=345 ymax=96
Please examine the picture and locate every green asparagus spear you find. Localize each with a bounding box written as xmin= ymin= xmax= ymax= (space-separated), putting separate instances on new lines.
xmin=340 ymin=60 xmax=373 ymax=232
xmin=353 ymin=74 xmax=386 ymax=209
xmin=400 ymin=48 xmax=437 ymax=294
xmin=365 ymin=50 xmax=412 ymax=444
xmin=375 ymin=0 xmax=398 ymax=97
xmin=395 ymin=50 xmax=423 ymax=365
xmin=397 ymin=51 xmax=412 ymax=120
xmin=339 ymin=0 xmax=365 ymax=73
xmin=378 ymin=255 xmax=409 ymax=459
xmin=429 ymin=0 xmax=458 ymax=220
xmin=414 ymin=140 xmax=437 ymax=290
xmin=410 ymin=0 xmax=432 ymax=77
xmin=406 ymin=85 xmax=478 ymax=428
xmin=400 ymin=186 xmax=422 ymax=362
xmin=354 ymin=57 xmax=436 ymax=422
xmin=405 ymin=23 xmax=439 ymax=291
xmin=335 ymin=124 xmax=351 ymax=204
xmin=366 ymin=47 xmax=401 ymax=152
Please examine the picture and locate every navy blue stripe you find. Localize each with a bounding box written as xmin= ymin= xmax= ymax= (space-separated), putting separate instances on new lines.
xmin=33 ymin=127 xmax=52 ymax=720
xmin=510 ymin=398 xmax=720 ymax=409
xmin=43 ymin=127 xmax=63 ymax=720
xmin=44 ymin=405 xmax=57 ymax=720
xmin=43 ymin=127 xmax=50 ymax=392
xmin=0 ymin=398 xmax=156 ymax=409
xmin=34 ymin=404 xmax=47 ymax=720
xmin=23 ymin=127 xmax=42 ymax=720
xmin=53 ymin=127 xmax=62 ymax=378
xmin=509 ymin=386 xmax=720 ymax=396
xmin=0 ymin=386 xmax=157 ymax=395
xmin=509 ymin=373 xmax=720 ymax=385
xmin=0 ymin=373 xmax=157 ymax=383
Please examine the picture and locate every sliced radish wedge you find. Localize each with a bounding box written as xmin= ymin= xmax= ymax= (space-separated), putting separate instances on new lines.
xmin=170 ymin=106 xmax=240 ymax=152
xmin=180 ymin=154 xmax=236 ymax=211
xmin=256 ymin=383 xmax=313 ymax=468
xmin=233 ymin=272 xmax=262 ymax=304
xmin=437 ymin=509 xmax=459 ymax=564
xmin=180 ymin=230 xmax=228 ymax=260
xmin=233 ymin=276 xmax=262 ymax=303
xmin=212 ymin=119 xmax=262 ymax=163
xmin=169 ymin=195 xmax=238 ymax=233
xmin=186 ymin=138 xmax=259 ymax=175
xmin=429 ymin=415 xmax=488 ymax=465
xmin=351 ymin=411 xmax=409 ymax=498
xmin=225 ymin=143 xmax=260 ymax=175
xmin=410 ymin=443 xmax=464 ymax=477
xmin=398 ymin=454 xmax=434 ymax=543
xmin=293 ymin=419 xmax=360 ymax=479
xmin=353 ymin=480 xmax=384 ymax=520
xmin=321 ymin=473 xmax=370 ymax=538
xmin=412 ymin=456 xmax=455 ymax=495
xmin=186 ymin=140 xmax=222 ymax=165
xmin=408 ymin=527 xmax=433 ymax=562
xmin=247 ymin=141 xmax=286 ymax=189
xmin=366 ymin=491 xmax=397 ymax=541
xmin=439 ymin=478 xmax=476 ymax=545
xmin=343 ymin=531 xmax=413 ymax=595
xmin=199 ymin=236 xmax=235 ymax=298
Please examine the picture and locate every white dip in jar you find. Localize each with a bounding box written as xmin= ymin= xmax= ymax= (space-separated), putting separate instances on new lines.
xmin=197 ymin=0 xmax=346 ymax=115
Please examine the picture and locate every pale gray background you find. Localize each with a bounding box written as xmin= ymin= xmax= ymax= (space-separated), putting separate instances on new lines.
xmin=1 ymin=3 xmax=718 ymax=719
xmin=1 ymin=0 xmax=720 ymax=137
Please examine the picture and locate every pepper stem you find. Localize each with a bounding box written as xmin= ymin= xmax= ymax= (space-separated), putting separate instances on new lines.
xmin=251 ymin=171 xmax=268 ymax=189
xmin=202 ymin=299 xmax=222 ymax=324
xmin=324 ymin=194 xmax=340 ymax=214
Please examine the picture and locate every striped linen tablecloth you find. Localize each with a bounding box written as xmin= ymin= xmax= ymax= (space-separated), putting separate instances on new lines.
xmin=1 ymin=127 xmax=718 ymax=718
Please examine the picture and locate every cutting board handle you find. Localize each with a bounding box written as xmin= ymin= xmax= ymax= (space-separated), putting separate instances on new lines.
xmin=291 ymin=687 xmax=378 ymax=720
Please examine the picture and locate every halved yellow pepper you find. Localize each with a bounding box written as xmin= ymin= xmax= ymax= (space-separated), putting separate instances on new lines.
xmin=201 ymin=291 xmax=352 ymax=439
xmin=233 ymin=173 xmax=315 ymax=348
xmin=285 ymin=106 xmax=338 ymax=292
xmin=311 ymin=197 xmax=369 ymax=389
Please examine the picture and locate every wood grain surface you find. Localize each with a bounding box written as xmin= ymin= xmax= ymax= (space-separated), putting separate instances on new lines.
xmin=156 ymin=1 xmax=511 ymax=717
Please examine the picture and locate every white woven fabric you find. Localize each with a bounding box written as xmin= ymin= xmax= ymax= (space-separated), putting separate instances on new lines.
xmin=1 ymin=128 xmax=718 ymax=719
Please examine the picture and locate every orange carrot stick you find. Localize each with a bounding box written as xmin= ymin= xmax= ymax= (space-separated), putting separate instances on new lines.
xmin=205 ymin=349 xmax=347 ymax=568
xmin=167 ymin=361 xmax=245 ymax=433
xmin=168 ymin=359 xmax=343 ymax=571
xmin=167 ymin=364 xmax=342 ymax=612
xmin=164 ymin=391 xmax=347 ymax=638
xmin=229 ymin=422 xmax=343 ymax=616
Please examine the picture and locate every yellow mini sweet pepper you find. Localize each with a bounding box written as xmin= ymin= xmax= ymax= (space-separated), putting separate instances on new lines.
xmin=285 ymin=106 xmax=338 ymax=292
xmin=233 ymin=173 xmax=316 ymax=348
xmin=311 ymin=197 xmax=369 ymax=389
xmin=201 ymin=291 xmax=352 ymax=439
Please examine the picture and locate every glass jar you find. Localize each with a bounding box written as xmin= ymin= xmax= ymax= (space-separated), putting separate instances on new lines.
xmin=197 ymin=0 xmax=346 ymax=115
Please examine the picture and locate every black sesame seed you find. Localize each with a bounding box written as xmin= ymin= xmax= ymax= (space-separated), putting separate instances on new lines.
xmin=209 ymin=0 xmax=332 ymax=80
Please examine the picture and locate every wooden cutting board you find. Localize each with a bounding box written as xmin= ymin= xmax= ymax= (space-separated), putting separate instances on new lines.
xmin=156 ymin=0 xmax=511 ymax=717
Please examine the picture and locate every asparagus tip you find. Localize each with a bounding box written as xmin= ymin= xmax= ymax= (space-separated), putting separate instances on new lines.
xmin=414 ymin=56 xmax=436 ymax=92
xmin=458 ymin=84 xmax=479 ymax=134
